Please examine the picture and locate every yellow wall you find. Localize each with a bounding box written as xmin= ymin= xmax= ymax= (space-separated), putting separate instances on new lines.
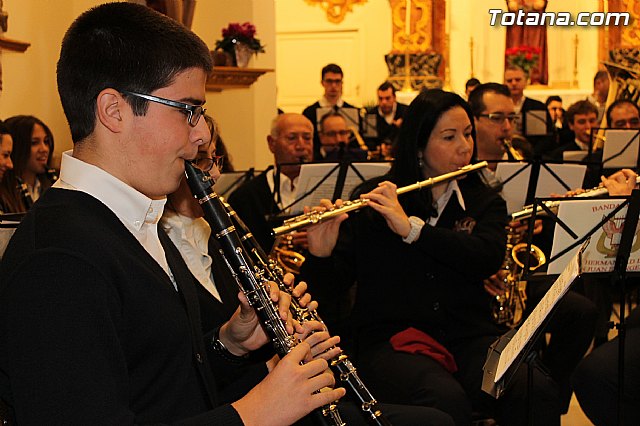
xmin=0 ymin=0 xmax=604 ymax=171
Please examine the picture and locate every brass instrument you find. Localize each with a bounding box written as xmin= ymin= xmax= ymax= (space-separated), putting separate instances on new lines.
xmin=511 ymin=175 xmax=640 ymax=222
xmin=491 ymin=224 xmax=546 ymax=327
xmin=502 ymin=138 xmax=524 ymax=161
xmin=270 ymin=233 xmax=306 ymax=275
xmin=273 ymin=161 xmax=489 ymax=236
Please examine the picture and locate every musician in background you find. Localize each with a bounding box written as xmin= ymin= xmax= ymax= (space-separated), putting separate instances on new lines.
xmin=547 ymin=100 xmax=598 ymax=163
xmin=470 ymin=83 xmax=598 ymax=415
xmin=0 ymin=4 xmax=344 ymax=424
xmin=302 ymin=63 xmax=356 ymax=159
xmin=303 ymin=89 xmax=561 ymax=425
xmin=228 ymin=113 xmax=313 ymax=254
xmin=0 ymin=121 xmax=13 ymax=182
xmin=317 ymin=111 xmax=367 ymax=162
xmin=464 ymin=78 xmax=481 ymax=99
xmin=164 ymin=116 xmax=456 ymax=426
xmin=606 ymin=99 xmax=640 ymax=130
xmin=587 ymin=70 xmax=610 ymax=123
xmin=572 ymin=168 xmax=640 ymax=426
xmin=365 ymin=81 xmax=408 ymax=152
xmin=0 ymin=115 xmax=55 ymax=212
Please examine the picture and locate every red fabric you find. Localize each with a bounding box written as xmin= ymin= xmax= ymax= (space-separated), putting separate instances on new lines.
xmin=390 ymin=327 xmax=458 ymax=373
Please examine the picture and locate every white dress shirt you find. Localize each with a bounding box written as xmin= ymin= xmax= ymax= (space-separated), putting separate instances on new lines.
xmin=430 ymin=180 xmax=466 ymax=226
xmin=53 ymin=151 xmax=175 ymax=288
xmin=266 ymin=168 xmax=299 ymax=214
xmin=160 ymin=211 xmax=222 ymax=301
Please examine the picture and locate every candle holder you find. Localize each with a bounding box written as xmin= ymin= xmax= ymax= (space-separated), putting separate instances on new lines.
xmin=401 ymin=34 xmax=414 ymax=92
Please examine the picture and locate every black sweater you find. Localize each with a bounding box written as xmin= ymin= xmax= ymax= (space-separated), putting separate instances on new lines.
xmin=301 ymin=177 xmax=509 ymax=351
xmin=0 ymin=189 xmax=244 ymax=425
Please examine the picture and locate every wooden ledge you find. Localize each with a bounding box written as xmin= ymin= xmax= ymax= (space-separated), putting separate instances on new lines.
xmin=0 ymin=36 xmax=30 ymax=52
xmin=206 ymin=66 xmax=273 ymax=92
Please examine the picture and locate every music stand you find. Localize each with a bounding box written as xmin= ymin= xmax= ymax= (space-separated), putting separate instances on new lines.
xmin=599 ymin=128 xmax=640 ymax=169
xmin=274 ymin=161 xmax=391 ymax=216
xmin=495 ymin=160 xmax=586 ymax=214
xmin=213 ymin=168 xmax=258 ymax=198
xmin=523 ymin=110 xmax=548 ymax=137
xmin=484 ymin=192 xmax=640 ymax=425
xmin=0 ymin=213 xmax=24 ymax=259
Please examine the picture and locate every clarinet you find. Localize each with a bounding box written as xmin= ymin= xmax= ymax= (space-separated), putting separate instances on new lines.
xmin=183 ymin=161 xmax=345 ymax=426
xmin=221 ymin=198 xmax=393 ymax=426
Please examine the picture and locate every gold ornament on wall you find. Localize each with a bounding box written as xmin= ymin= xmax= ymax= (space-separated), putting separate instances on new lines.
xmin=389 ymin=0 xmax=433 ymax=52
xmin=305 ymin=0 xmax=368 ymax=24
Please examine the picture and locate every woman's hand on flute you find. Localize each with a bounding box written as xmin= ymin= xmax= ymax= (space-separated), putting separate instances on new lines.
xmin=306 ymin=199 xmax=348 ymax=258
xmin=362 ymin=181 xmax=411 ymax=238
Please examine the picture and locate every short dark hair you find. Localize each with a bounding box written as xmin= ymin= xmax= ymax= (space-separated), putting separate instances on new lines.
xmin=318 ymin=111 xmax=345 ymax=132
xmin=606 ymin=99 xmax=640 ymax=125
xmin=377 ymin=81 xmax=396 ymax=95
xmin=565 ymin=100 xmax=598 ymax=124
xmin=594 ymin=70 xmax=608 ymax=85
xmin=465 ymin=78 xmax=481 ymax=90
xmin=467 ymin=83 xmax=511 ymax=117
xmin=321 ymin=64 xmax=343 ymax=80
xmin=57 ymin=2 xmax=213 ymax=143
xmin=545 ymin=95 xmax=562 ymax=107
xmin=0 ymin=120 xmax=9 ymax=136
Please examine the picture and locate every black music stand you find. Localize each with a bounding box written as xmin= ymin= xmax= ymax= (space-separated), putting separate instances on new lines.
xmin=484 ymin=192 xmax=640 ymax=425
xmin=272 ymin=160 xmax=391 ymax=217
xmin=213 ymin=168 xmax=257 ymax=198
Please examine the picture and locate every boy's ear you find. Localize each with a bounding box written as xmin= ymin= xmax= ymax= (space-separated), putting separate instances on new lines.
xmin=96 ymin=88 xmax=125 ymax=133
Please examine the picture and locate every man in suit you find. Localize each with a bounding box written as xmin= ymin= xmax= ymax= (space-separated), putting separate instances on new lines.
xmin=504 ymin=65 xmax=555 ymax=155
xmin=548 ymin=100 xmax=598 ymax=163
xmin=0 ymin=4 xmax=344 ymax=425
xmin=228 ymin=113 xmax=314 ymax=254
xmin=302 ymin=63 xmax=357 ymax=158
xmin=317 ymin=112 xmax=368 ymax=162
xmin=365 ymin=81 xmax=408 ymax=153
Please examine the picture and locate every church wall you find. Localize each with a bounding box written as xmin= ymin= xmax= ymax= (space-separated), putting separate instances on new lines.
xmin=0 ymin=0 xmax=609 ymax=172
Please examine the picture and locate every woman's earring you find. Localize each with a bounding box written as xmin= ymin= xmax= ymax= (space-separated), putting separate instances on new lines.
xmin=418 ymin=157 xmax=424 ymax=167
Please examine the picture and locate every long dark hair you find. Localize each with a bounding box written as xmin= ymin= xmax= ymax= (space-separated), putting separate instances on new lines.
xmin=0 ymin=116 xmax=55 ymax=213
xmin=390 ymin=89 xmax=478 ymax=217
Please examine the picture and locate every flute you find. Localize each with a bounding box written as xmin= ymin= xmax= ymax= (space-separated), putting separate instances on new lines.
xmin=272 ymin=161 xmax=488 ymax=237
xmin=511 ymin=175 xmax=640 ymax=222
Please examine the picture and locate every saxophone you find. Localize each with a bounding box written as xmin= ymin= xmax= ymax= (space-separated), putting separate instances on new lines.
xmin=183 ymin=161 xmax=346 ymax=426
xmin=221 ymin=197 xmax=392 ymax=426
xmin=491 ymin=224 xmax=547 ymax=328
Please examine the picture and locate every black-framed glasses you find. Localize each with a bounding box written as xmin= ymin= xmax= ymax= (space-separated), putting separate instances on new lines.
xmin=193 ymin=155 xmax=225 ymax=172
xmin=120 ymin=90 xmax=206 ymax=127
xmin=479 ymin=113 xmax=519 ymax=125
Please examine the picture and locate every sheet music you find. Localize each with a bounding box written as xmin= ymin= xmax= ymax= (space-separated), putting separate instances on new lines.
xmin=601 ymin=129 xmax=640 ymax=169
xmin=292 ymin=162 xmax=391 ymax=214
xmin=548 ymin=199 xmax=638 ymax=275
xmin=315 ymin=107 xmax=360 ymax=132
xmin=495 ymin=163 xmax=586 ymax=214
xmin=525 ymin=110 xmax=547 ymax=136
xmin=213 ymin=171 xmax=257 ymax=198
xmin=494 ymin=247 xmax=581 ymax=382
xmin=563 ymin=151 xmax=588 ymax=162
